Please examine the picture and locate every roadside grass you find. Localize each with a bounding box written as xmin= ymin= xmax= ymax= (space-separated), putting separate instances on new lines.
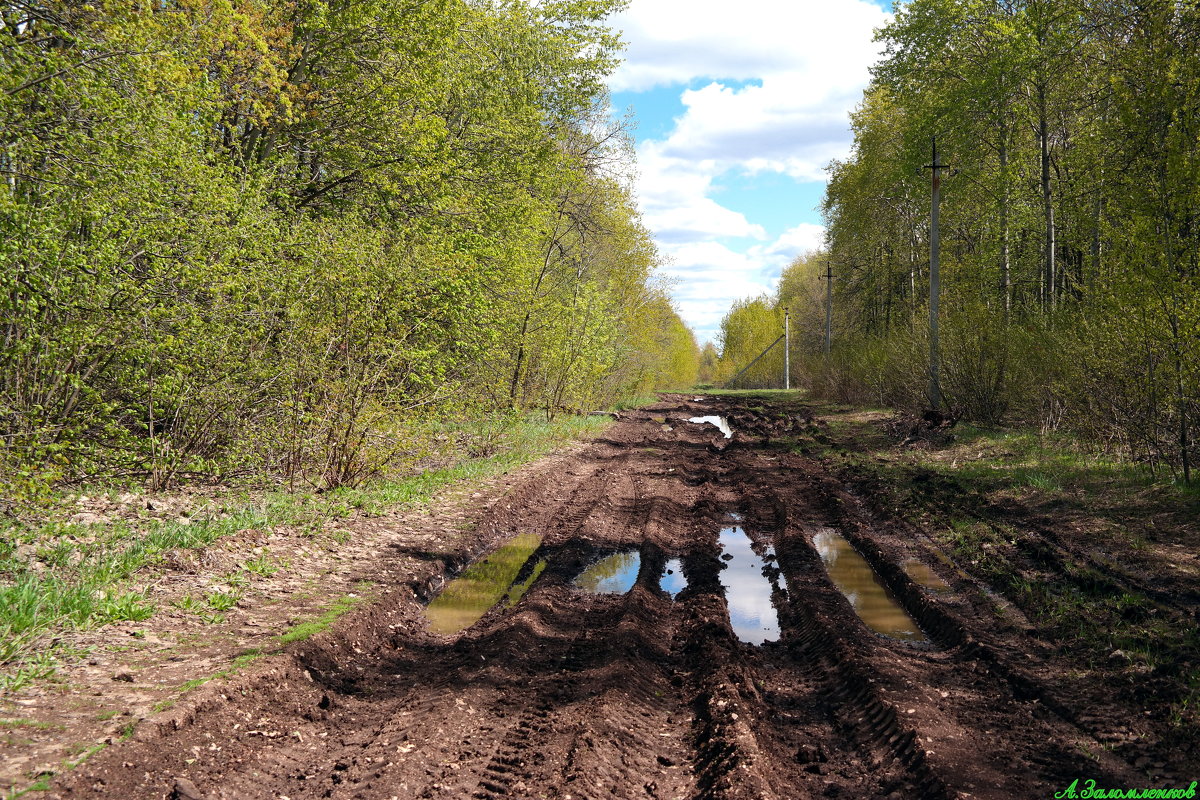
xmin=614 ymin=393 xmax=660 ymax=411
xmin=796 ymin=404 xmax=1200 ymax=749
xmin=4 ymin=739 xmax=110 ymax=799
xmin=693 ymin=387 xmax=808 ymax=400
xmin=0 ymin=720 xmax=64 ymax=732
xmin=918 ymin=423 xmax=1200 ymax=502
xmin=934 ymin=512 xmax=1200 ymax=747
xmin=278 ymin=589 xmax=365 ymax=644
xmin=0 ymin=413 xmax=611 ymax=694
xmin=149 ymin=585 xmax=370 ymax=717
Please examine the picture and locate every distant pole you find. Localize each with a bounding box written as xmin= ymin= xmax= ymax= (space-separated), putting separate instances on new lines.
xmin=783 ymin=306 xmax=790 ymax=390
xmin=823 ymin=260 xmax=833 ymax=355
xmin=928 ymin=137 xmax=943 ymax=410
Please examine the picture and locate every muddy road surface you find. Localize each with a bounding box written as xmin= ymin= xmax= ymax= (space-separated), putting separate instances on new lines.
xmin=54 ymin=396 xmax=1180 ymax=799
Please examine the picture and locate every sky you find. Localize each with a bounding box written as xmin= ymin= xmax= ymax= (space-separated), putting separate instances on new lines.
xmin=606 ymin=0 xmax=893 ymax=346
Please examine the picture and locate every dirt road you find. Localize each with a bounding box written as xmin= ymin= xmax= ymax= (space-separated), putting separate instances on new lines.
xmin=53 ymin=395 xmax=1184 ymax=799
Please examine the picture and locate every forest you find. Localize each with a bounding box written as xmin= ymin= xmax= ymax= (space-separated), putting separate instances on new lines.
xmin=715 ymin=0 xmax=1199 ymax=484
xmin=0 ymin=0 xmax=700 ymax=506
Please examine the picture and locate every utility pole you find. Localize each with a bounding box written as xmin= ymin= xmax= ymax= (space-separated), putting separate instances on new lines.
xmin=823 ymin=260 xmax=833 ymax=355
xmin=927 ymin=137 xmax=944 ymax=411
xmin=783 ymin=307 xmax=790 ymax=390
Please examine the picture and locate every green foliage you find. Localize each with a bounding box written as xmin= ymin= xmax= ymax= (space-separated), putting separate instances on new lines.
xmin=0 ymin=0 xmax=694 ymax=505
xmin=756 ymin=0 xmax=1200 ymax=482
xmin=205 ymin=590 xmax=241 ymax=613
xmin=716 ymin=297 xmax=785 ymax=388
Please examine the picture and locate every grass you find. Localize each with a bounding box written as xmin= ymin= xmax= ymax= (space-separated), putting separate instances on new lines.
xmin=205 ymin=589 xmax=240 ymax=612
xmin=790 ymin=399 xmax=1200 ymax=749
xmin=923 ymin=423 xmax=1194 ymax=501
xmin=694 ymin=387 xmax=808 ymax=399
xmin=0 ymin=719 xmax=64 ymax=731
xmin=242 ymin=554 xmax=279 ymax=577
xmin=278 ymin=589 xmax=365 ymax=644
xmin=146 ymin=586 xmax=369 ymax=719
xmin=613 ymin=393 xmax=660 ymax=411
xmin=2 ymin=739 xmax=109 ymax=799
xmin=0 ymin=412 xmax=611 ymax=694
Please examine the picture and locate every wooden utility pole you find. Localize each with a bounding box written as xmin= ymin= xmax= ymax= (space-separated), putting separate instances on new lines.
xmin=927 ymin=137 xmax=944 ymax=410
xmin=823 ymin=260 xmax=833 ymax=355
xmin=783 ymin=307 xmax=790 ymax=390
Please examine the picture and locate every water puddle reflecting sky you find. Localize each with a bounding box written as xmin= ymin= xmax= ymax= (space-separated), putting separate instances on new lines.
xmin=719 ymin=526 xmax=784 ymax=645
xmin=574 ymin=551 xmax=640 ymax=594
xmin=688 ymin=416 xmax=732 ymax=438
xmin=812 ymin=529 xmax=928 ymax=642
xmin=660 ymin=558 xmax=687 ymax=597
xmin=425 ymin=533 xmax=542 ymax=634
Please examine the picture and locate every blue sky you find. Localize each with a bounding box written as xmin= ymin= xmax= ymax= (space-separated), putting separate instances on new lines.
xmin=606 ymin=0 xmax=892 ymax=345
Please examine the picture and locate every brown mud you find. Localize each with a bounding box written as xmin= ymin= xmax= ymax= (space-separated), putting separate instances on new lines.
xmin=48 ymin=395 xmax=1193 ymax=799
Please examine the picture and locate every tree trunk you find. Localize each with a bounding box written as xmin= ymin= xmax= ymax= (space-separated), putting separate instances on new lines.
xmin=999 ymin=130 xmax=1011 ymax=316
xmin=1039 ymin=83 xmax=1056 ymax=314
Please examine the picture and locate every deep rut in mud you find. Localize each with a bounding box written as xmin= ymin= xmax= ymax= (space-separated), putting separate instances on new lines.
xmin=53 ymin=397 xmax=1173 ymax=799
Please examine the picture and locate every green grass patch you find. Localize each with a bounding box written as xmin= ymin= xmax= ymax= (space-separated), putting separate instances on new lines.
xmin=279 ymin=591 xmax=365 ymax=644
xmin=0 ymin=413 xmax=610 ymax=694
xmin=0 ymin=718 xmax=64 ymax=731
xmin=205 ymin=589 xmax=241 ymax=612
xmin=694 ymin=387 xmax=808 ymax=400
xmin=612 ymin=393 xmax=659 ymax=411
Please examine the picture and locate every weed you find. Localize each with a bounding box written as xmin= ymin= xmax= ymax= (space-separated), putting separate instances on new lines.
xmin=96 ymin=591 xmax=154 ymax=624
xmin=223 ymin=571 xmax=249 ymax=589
xmin=0 ymin=650 xmax=60 ymax=695
xmin=242 ymin=554 xmax=278 ymax=577
xmin=171 ymin=594 xmax=202 ymax=612
xmin=205 ymin=590 xmax=240 ymax=612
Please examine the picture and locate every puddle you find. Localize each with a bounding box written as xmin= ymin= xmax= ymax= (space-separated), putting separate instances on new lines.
xmin=506 ymin=559 xmax=548 ymax=607
xmin=688 ymin=416 xmax=732 ymax=438
xmin=719 ymin=526 xmax=784 ymax=645
xmin=425 ymin=533 xmax=543 ymax=634
xmin=574 ymin=551 xmax=640 ymax=594
xmin=660 ymin=558 xmax=687 ymax=597
xmin=902 ymin=559 xmax=951 ymax=593
xmin=812 ymin=529 xmax=927 ymax=642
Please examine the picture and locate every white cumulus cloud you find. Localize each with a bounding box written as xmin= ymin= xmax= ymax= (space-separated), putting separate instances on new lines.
xmin=659 ymin=225 xmax=826 ymax=344
xmin=609 ymin=0 xmax=888 ymax=344
xmin=609 ymin=0 xmax=888 ymax=95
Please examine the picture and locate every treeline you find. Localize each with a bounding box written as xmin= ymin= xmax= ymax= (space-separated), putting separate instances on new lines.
xmin=706 ymin=255 xmax=830 ymax=391
xmin=0 ymin=0 xmax=699 ymax=500
xmin=795 ymin=0 xmax=1196 ymax=481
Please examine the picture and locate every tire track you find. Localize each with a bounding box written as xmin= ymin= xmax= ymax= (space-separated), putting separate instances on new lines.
xmin=51 ymin=395 xmax=1178 ymax=800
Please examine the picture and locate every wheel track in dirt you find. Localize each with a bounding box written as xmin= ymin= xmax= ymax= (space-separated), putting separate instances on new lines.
xmin=689 ymin=459 xmax=956 ymax=800
xmin=820 ymin=474 xmax=1177 ymax=784
xmin=51 ymin=395 xmax=1185 ymax=800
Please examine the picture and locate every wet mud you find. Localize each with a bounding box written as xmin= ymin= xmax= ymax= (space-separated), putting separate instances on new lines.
xmin=52 ymin=395 xmax=1178 ymax=799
